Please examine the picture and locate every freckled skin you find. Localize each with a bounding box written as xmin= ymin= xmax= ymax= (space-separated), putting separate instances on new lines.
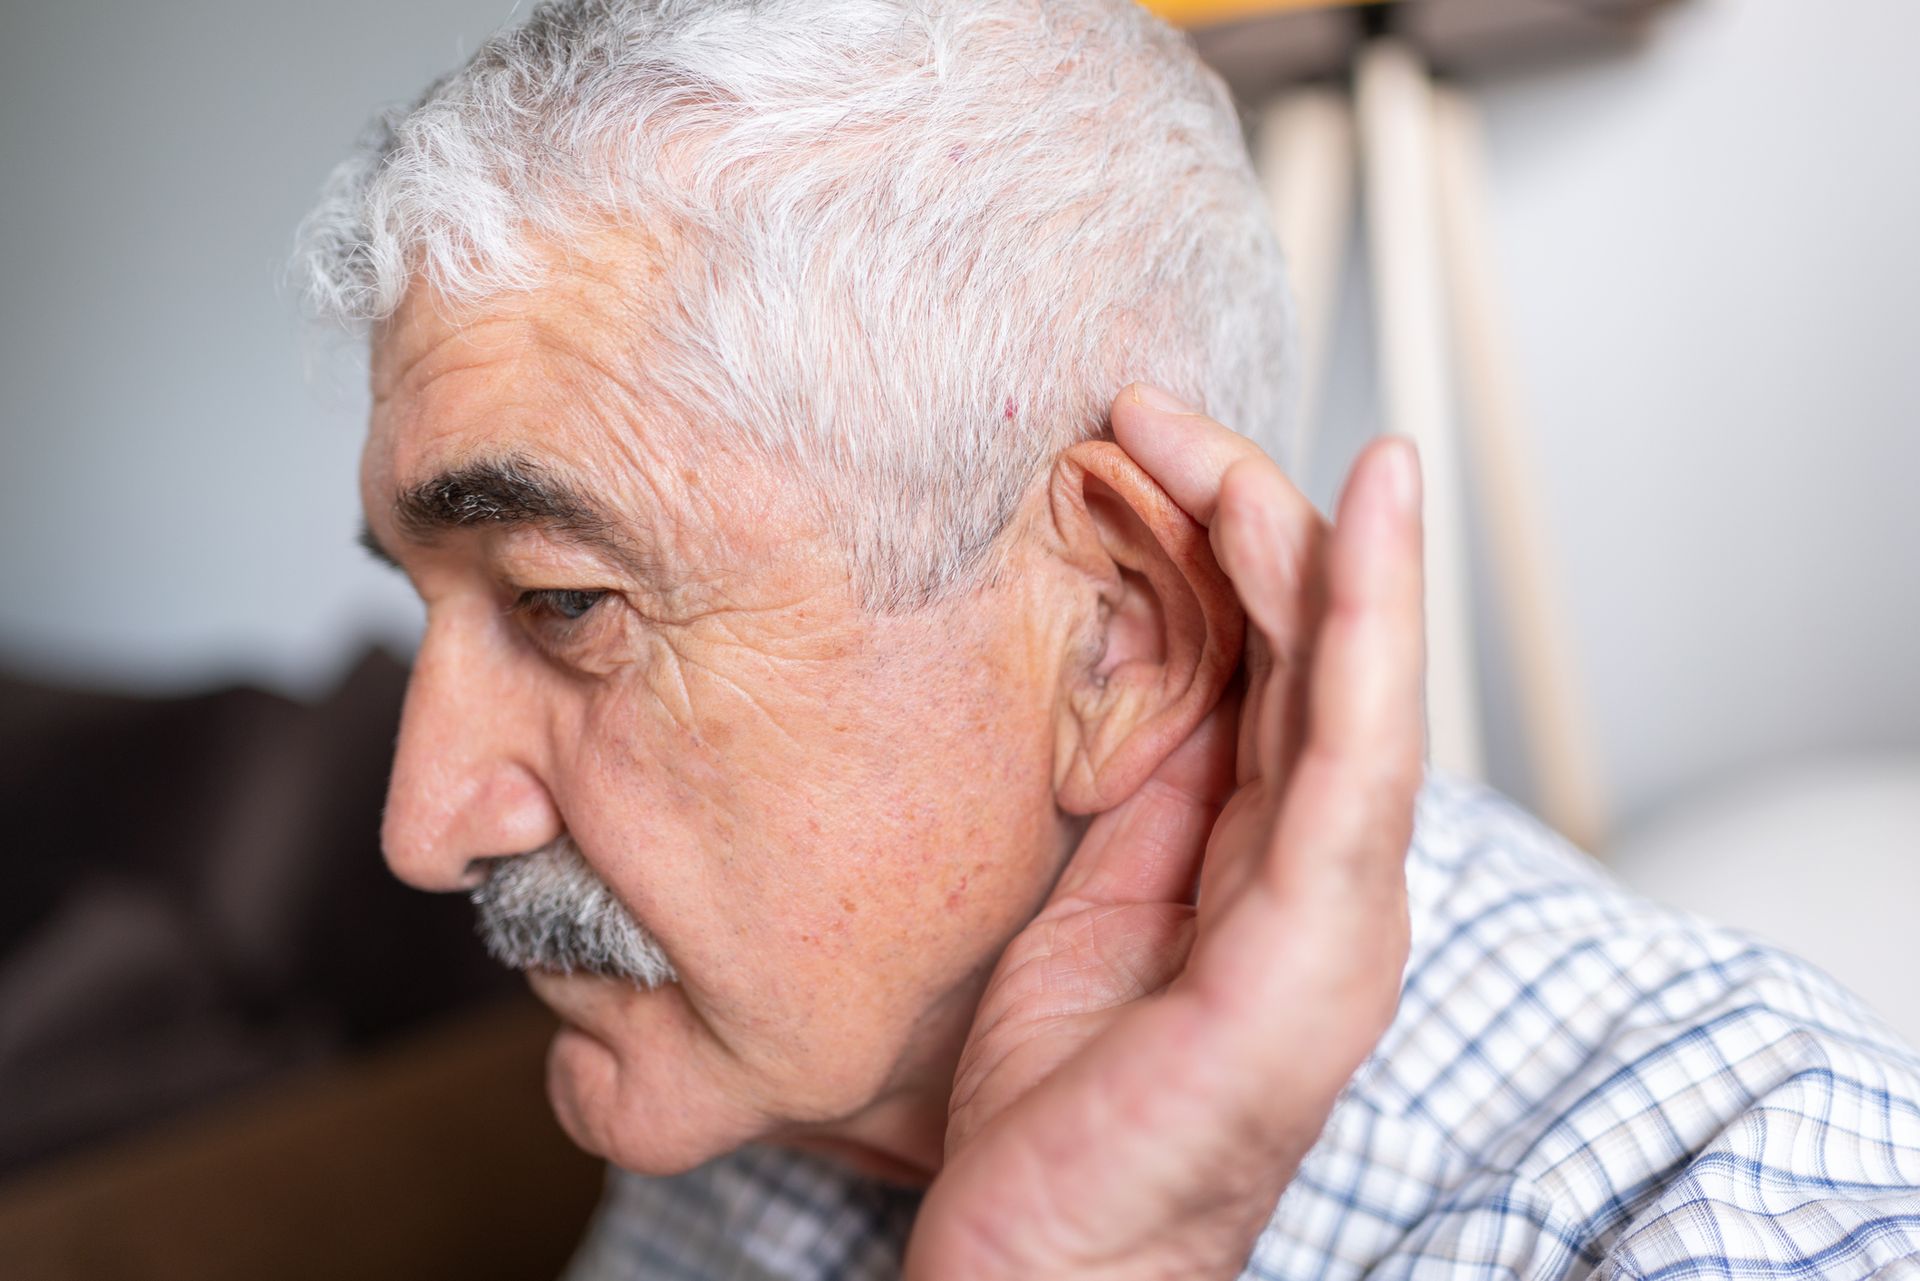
xmin=364 ymin=234 xmax=1103 ymax=1182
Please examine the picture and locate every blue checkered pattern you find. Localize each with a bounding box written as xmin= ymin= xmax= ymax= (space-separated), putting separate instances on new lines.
xmin=562 ymin=773 xmax=1920 ymax=1279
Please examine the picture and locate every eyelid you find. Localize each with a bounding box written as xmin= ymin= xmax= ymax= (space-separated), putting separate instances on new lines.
xmin=508 ymin=587 xmax=610 ymax=624
xmin=357 ymin=523 xmax=404 ymax=572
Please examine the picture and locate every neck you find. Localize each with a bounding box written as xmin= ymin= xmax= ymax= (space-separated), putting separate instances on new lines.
xmin=767 ymin=960 xmax=997 ymax=1186
xmin=772 ymin=1094 xmax=949 ymax=1187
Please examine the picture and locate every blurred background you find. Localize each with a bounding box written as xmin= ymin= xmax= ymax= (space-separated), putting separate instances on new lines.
xmin=1 ymin=0 xmax=1915 ymax=1275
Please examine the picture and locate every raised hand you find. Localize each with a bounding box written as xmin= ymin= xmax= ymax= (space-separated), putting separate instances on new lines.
xmin=904 ymin=384 xmax=1428 ymax=1280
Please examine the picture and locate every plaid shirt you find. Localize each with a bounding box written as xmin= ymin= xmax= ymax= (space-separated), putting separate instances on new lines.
xmin=562 ymin=773 xmax=1920 ymax=1279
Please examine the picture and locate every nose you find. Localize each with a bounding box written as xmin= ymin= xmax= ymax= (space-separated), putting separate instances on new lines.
xmin=381 ymin=609 xmax=563 ymax=893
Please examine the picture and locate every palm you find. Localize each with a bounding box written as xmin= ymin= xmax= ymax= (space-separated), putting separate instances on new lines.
xmin=904 ymin=393 xmax=1426 ymax=1280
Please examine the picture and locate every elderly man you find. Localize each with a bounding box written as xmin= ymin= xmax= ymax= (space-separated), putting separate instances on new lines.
xmin=300 ymin=1 xmax=1920 ymax=1276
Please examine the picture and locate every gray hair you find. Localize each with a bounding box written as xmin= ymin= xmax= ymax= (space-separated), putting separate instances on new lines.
xmin=298 ymin=0 xmax=1292 ymax=610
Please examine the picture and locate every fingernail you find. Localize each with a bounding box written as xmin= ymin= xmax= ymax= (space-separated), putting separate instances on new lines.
xmin=1384 ymin=438 xmax=1421 ymax=513
xmin=1130 ymin=382 xmax=1197 ymax=414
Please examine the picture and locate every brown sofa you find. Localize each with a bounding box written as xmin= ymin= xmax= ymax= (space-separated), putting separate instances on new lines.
xmin=0 ymin=652 xmax=602 ymax=1277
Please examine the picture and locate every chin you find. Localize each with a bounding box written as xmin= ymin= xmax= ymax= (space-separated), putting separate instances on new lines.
xmin=523 ymin=970 xmax=724 ymax=1173
xmin=542 ymin=1020 xmax=742 ymax=1176
xmin=523 ymin=968 xmax=945 ymax=1180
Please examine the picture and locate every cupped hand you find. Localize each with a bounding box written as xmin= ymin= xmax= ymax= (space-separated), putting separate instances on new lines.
xmin=903 ymin=385 xmax=1427 ymax=1280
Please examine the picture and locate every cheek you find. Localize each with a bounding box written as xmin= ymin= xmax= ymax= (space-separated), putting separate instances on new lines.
xmin=548 ymin=628 xmax=1062 ymax=1099
xmin=778 ymin=645 xmax=1064 ymax=975
xmin=556 ymin=651 xmax=892 ymax=956
xmin=560 ymin=670 xmax=739 ymax=906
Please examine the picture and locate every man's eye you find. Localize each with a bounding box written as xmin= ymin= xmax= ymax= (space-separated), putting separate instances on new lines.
xmin=511 ymin=588 xmax=610 ymax=623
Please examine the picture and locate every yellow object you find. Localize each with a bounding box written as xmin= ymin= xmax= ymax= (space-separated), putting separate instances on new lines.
xmin=1139 ymin=0 xmax=1379 ymax=28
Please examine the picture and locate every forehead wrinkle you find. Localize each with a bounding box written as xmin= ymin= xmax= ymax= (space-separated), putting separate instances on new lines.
xmin=392 ymin=452 xmax=665 ymax=579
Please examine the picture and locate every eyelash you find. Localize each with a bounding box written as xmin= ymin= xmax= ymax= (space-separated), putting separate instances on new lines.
xmin=509 ymin=588 xmax=610 ymax=626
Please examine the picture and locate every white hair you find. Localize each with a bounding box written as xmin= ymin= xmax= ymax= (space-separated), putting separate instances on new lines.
xmin=470 ymin=836 xmax=679 ymax=989
xmin=297 ymin=0 xmax=1293 ymax=610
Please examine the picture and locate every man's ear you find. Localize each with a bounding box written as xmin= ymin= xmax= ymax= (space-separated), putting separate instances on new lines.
xmin=1049 ymin=439 xmax=1244 ymax=815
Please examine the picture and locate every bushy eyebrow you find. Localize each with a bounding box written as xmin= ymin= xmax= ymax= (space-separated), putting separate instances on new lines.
xmin=361 ymin=453 xmax=661 ymax=578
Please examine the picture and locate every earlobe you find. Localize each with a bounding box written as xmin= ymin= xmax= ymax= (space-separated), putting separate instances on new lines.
xmin=1048 ymin=441 xmax=1244 ymax=815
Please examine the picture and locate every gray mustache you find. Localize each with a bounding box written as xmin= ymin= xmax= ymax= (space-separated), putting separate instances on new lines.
xmin=470 ymin=836 xmax=679 ymax=990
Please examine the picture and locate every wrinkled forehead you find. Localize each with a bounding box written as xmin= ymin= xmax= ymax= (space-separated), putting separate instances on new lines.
xmin=366 ymin=305 xmax=658 ymax=521
xmin=369 ymin=226 xmax=671 ymax=406
xmin=360 ymin=237 xmax=811 ymax=576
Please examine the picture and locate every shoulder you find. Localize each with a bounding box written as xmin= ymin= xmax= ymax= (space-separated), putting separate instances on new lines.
xmin=1248 ymin=772 xmax=1920 ymax=1280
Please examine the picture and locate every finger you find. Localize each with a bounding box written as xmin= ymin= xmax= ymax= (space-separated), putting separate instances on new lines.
xmin=1233 ymin=626 xmax=1277 ymax=790
xmin=1186 ymin=437 xmax=1424 ymax=1018
xmin=1267 ymin=435 xmax=1425 ymax=917
xmin=1212 ymin=459 xmax=1327 ymax=676
xmin=1109 ymin=383 xmax=1316 ymax=534
xmin=1212 ymin=458 xmax=1327 ymax=784
xmin=1043 ymin=691 xmax=1239 ymax=913
xmin=1112 ymin=382 xmax=1329 ymax=787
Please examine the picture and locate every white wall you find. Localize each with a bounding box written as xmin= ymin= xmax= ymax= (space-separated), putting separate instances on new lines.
xmin=2 ymin=0 xmax=1915 ymax=833
xmin=0 ymin=0 xmax=516 ymax=697
xmin=1305 ymin=0 xmax=1920 ymax=831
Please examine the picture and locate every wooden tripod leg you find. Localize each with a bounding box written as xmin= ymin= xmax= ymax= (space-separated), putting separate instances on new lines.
xmin=1432 ymin=85 xmax=1609 ymax=850
xmin=1255 ymin=86 xmax=1357 ymax=481
xmin=1356 ymin=37 xmax=1486 ymax=781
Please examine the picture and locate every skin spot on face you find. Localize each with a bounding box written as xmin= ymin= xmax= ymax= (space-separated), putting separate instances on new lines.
xmin=840 ymin=897 xmax=859 ymax=915
xmin=1003 ymin=396 xmax=1018 ymax=421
